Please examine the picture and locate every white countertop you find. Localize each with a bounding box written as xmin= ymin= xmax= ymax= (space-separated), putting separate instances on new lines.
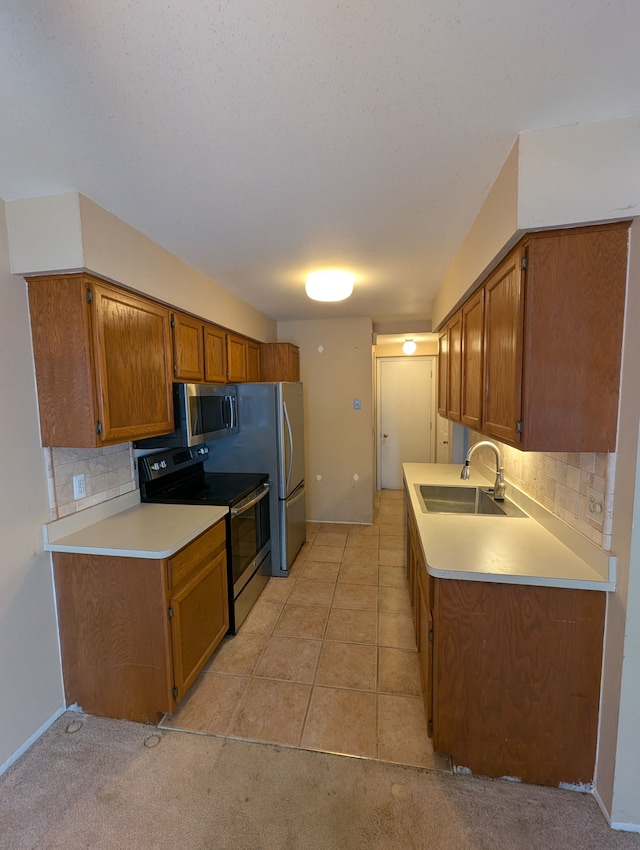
xmin=44 ymin=491 xmax=228 ymax=559
xmin=404 ymin=463 xmax=615 ymax=591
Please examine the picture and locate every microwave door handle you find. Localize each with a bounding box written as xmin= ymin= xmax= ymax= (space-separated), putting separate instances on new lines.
xmin=224 ymin=395 xmax=236 ymax=429
xmin=193 ymin=401 xmax=200 ymax=435
xmin=230 ymin=396 xmax=237 ymax=430
xmin=283 ymin=401 xmax=293 ymax=494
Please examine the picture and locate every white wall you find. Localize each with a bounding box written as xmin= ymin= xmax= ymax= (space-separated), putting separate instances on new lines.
xmin=518 ymin=115 xmax=640 ymax=230
xmin=600 ymin=221 xmax=640 ymax=828
xmin=6 ymin=193 xmax=277 ymax=342
xmin=432 ymin=116 xmax=640 ymax=330
xmin=277 ymin=318 xmax=374 ymax=524
xmin=431 ymin=139 xmax=521 ymax=328
xmin=0 ymin=200 xmax=64 ymax=772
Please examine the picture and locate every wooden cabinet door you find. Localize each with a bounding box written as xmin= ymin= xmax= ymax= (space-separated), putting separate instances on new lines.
xmin=204 ymin=324 xmax=227 ymax=383
xmin=28 ymin=274 xmax=99 ymax=447
xmin=226 ymin=333 xmax=247 ymax=382
xmin=52 ymin=552 xmax=174 ymax=723
xmin=91 ymin=282 xmax=174 ymax=444
xmin=520 ymin=224 xmax=628 ymax=451
xmin=288 ymin=346 xmax=300 ymax=381
xmin=172 ymin=312 xmax=204 ymax=382
xmin=260 ymin=343 xmax=300 ymax=382
xmin=461 ymin=288 xmax=484 ymax=430
xmin=482 ymin=251 xmax=524 ymax=445
xmin=417 ymin=589 xmax=433 ymax=738
xmin=169 ymin=548 xmax=229 ymax=700
xmin=447 ymin=312 xmax=462 ymax=421
xmin=437 ymin=330 xmax=448 ymax=417
xmin=246 ymin=340 xmax=262 ymax=382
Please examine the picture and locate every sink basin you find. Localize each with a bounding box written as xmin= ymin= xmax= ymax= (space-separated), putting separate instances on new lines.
xmin=415 ymin=484 xmax=526 ymax=517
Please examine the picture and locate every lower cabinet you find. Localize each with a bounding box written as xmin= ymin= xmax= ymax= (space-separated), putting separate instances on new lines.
xmin=52 ymin=519 xmax=228 ymax=723
xmin=406 ymin=503 xmax=606 ymax=786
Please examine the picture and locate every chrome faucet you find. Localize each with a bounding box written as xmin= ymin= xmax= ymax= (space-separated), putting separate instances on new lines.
xmin=460 ymin=440 xmax=506 ymax=501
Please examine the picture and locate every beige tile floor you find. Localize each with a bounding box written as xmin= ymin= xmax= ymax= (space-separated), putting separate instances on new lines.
xmin=161 ymin=490 xmax=451 ymax=773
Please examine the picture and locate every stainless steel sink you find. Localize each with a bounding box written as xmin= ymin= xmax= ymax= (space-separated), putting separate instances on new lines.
xmin=415 ymin=484 xmax=526 ymax=517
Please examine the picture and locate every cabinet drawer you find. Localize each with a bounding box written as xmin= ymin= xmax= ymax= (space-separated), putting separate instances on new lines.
xmin=168 ymin=520 xmax=226 ymax=591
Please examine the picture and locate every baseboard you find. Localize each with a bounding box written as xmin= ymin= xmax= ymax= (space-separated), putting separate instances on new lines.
xmin=0 ymin=704 xmax=66 ymax=777
xmin=593 ymin=786 xmax=640 ymax=832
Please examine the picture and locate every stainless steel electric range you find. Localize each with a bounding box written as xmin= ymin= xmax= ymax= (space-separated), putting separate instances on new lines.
xmin=138 ymin=447 xmax=271 ymax=634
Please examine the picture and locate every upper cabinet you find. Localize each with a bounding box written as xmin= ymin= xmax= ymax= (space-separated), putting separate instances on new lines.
xmin=460 ymin=288 xmax=485 ymax=430
xmin=515 ymin=223 xmax=627 ymax=451
xmin=246 ymin=340 xmax=262 ymax=382
xmin=447 ymin=312 xmax=462 ymax=422
xmin=204 ymin=324 xmax=227 ymax=383
xmin=260 ymin=343 xmax=300 ymax=382
xmin=437 ymin=329 xmax=448 ymax=417
xmin=172 ymin=311 xmax=205 ymax=382
xmin=437 ymin=313 xmax=461 ymax=421
xmin=172 ymin=315 xmax=264 ymax=385
xmin=27 ymin=272 xmax=271 ymax=447
xmin=482 ymin=252 xmax=523 ymax=445
xmin=439 ymin=221 xmax=630 ymax=452
xmin=28 ymin=274 xmax=173 ymax=447
xmin=226 ymin=332 xmax=247 ymax=382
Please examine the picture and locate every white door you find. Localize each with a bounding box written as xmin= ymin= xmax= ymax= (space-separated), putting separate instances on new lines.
xmin=377 ymin=357 xmax=435 ymax=490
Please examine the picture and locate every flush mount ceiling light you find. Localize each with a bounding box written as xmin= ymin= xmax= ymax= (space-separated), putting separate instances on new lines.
xmin=305 ymin=270 xmax=354 ymax=302
xmin=402 ymin=339 xmax=417 ymax=354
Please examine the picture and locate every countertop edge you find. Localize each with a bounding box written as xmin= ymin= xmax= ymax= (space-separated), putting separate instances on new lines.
xmin=404 ymin=462 xmax=615 ymax=592
xmin=43 ymin=500 xmax=228 ymax=560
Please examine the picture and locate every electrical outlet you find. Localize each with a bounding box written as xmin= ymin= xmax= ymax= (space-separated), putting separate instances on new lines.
xmin=353 ymin=399 xmax=361 ymax=410
xmin=73 ymin=474 xmax=86 ymax=500
xmin=586 ymin=487 xmax=604 ymax=526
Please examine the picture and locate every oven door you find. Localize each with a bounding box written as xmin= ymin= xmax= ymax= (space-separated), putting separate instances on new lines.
xmin=229 ymin=483 xmax=271 ymax=598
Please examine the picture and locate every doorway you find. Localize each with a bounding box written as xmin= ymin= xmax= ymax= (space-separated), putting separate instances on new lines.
xmin=376 ymin=356 xmax=435 ymax=490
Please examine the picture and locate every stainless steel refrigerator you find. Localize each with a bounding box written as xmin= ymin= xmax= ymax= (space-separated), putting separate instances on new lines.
xmin=205 ymin=381 xmax=306 ymax=577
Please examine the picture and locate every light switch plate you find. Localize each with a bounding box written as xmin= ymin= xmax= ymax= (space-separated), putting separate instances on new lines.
xmin=353 ymin=399 xmax=361 ymax=410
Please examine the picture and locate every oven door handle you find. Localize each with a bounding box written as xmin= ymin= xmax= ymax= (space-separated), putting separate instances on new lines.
xmin=230 ymin=484 xmax=270 ymax=516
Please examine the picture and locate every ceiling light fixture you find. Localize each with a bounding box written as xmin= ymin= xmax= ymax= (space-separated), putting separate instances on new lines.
xmin=402 ymin=339 xmax=417 ymax=354
xmin=305 ymin=270 xmax=354 ymax=302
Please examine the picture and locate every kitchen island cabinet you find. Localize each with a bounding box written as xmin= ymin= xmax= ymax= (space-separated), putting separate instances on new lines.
xmin=27 ymin=273 xmax=174 ymax=447
xmin=404 ymin=463 xmax=609 ymax=786
xmin=52 ymin=518 xmax=228 ymax=723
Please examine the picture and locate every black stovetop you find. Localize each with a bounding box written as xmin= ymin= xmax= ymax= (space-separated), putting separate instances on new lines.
xmin=138 ymin=448 xmax=267 ymax=507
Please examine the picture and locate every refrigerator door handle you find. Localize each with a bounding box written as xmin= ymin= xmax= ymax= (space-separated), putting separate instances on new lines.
xmin=283 ymin=400 xmax=294 ymax=494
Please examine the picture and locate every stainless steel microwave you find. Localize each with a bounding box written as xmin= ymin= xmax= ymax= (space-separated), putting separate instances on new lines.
xmin=135 ymin=383 xmax=238 ymax=449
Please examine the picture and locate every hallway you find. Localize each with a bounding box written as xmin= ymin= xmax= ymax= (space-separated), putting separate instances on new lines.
xmin=161 ymin=489 xmax=450 ymax=772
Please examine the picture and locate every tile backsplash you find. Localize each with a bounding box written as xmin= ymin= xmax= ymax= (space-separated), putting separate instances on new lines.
xmin=44 ymin=444 xmax=137 ymax=519
xmin=468 ymin=432 xmax=614 ymax=551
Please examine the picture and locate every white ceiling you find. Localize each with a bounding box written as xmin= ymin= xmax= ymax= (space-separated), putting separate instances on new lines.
xmin=1 ymin=1 xmax=639 ymax=326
